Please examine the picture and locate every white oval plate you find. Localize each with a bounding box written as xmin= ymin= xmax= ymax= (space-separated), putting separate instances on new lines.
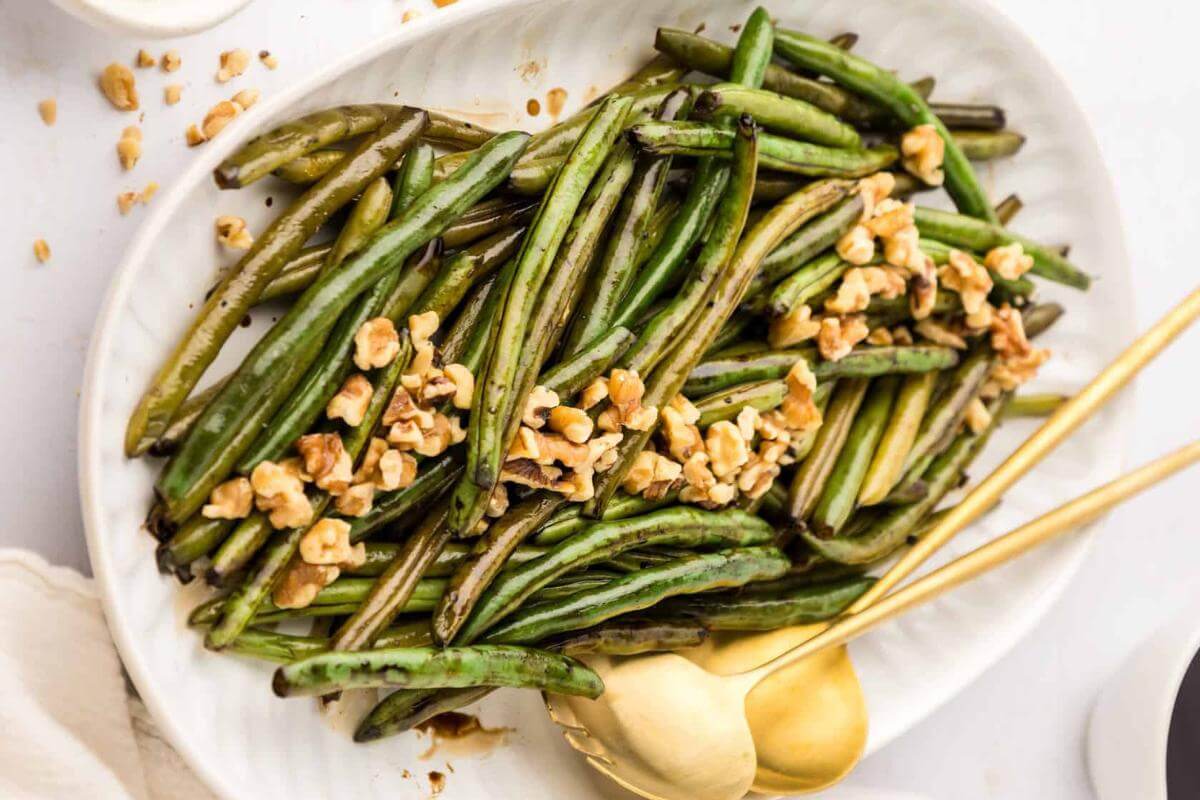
xmin=79 ymin=0 xmax=1132 ymax=797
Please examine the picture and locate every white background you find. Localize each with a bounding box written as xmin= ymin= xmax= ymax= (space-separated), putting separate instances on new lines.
xmin=1 ymin=0 xmax=1196 ymax=798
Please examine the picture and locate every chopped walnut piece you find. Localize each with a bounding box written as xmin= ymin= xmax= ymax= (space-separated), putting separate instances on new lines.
xmin=136 ymin=49 xmax=157 ymax=68
xmin=486 ymin=484 xmax=510 ymax=518
xmin=817 ymin=315 xmax=869 ymax=362
xmin=508 ymin=427 xmax=591 ymax=468
xmin=963 ymin=396 xmax=993 ymax=435
xmin=215 ymin=215 xmax=253 ymax=249
xmin=251 ymin=459 xmax=304 ymax=499
xmin=250 ymin=460 xmax=312 ymax=529
xmin=915 ymin=319 xmax=968 ymax=349
xmin=892 ymin=326 xmax=914 ymax=345
xmin=202 ymin=477 xmax=253 ymax=519
xmin=354 ymin=318 xmax=401 ymax=370
xmin=296 ymin=433 xmax=353 ymax=494
xmin=185 ymin=124 xmax=206 ymax=147
xmin=273 ymin=562 xmax=339 ymax=609
xmin=202 ymin=99 xmax=243 ymax=140
xmin=547 ymin=405 xmax=593 ymax=443
xmin=448 ymin=415 xmax=467 ymax=445
xmin=825 ymin=266 xmax=906 ymax=315
xmin=501 ymin=458 xmax=564 ymax=490
xmin=867 ymin=326 xmax=893 ymax=346
xmin=32 ymin=239 xmax=51 ymax=264
xmin=37 ymin=99 xmax=56 ymax=125
xmin=857 ymin=172 xmax=896 ymax=220
xmin=864 ymin=199 xmax=914 ymax=237
xmin=258 ymin=50 xmax=278 ymax=69
xmin=217 ymin=49 xmax=251 ymax=83
xmin=836 ymin=224 xmax=875 ymax=265
xmin=327 ymin=374 xmax=373 ymax=426
xmin=965 ymin=301 xmax=996 ymax=331
xmin=376 ymin=449 xmax=417 ymax=491
xmin=443 ymin=363 xmax=474 ymax=409
xmin=939 ymin=250 xmax=993 ymax=315
xmin=139 ymin=182 xmax=159 ymax=204
xmin=164 ymin=84 xmax=183 ymax=105
xmin=161 ymin=50 xmax=181 ymax=72
xmin=354 ymin=437 xmax=388 ymax=484
xmin=335 ymin=483 xmax=376 ymax=517
xmin=579 ymin=377 xmax=609 ymax=409
xmin=117 ymin=191 xmax=138 ymax=215
xmin=989 ymin=303 xmax=1032 ymax=358
xmin=387 ymin=419 xmax=424 ymax=449
xmin=609 ymin=369 xmax=644 ymax=411
xmin=584 ymin=432 xmax=624 ymax=467
xmin=682 ymin=452 xmax=717 ymax=492
xmin=522 ymin=385 xmax=560 ymax=429
xmin=622 ymin=451 xmax=682 ymax=495
xmin=882 ymin=225 xmax=925 ymax=273
xmin=409 ymin=310 xmax=439 ymax=345
xmin=989 ymin=347 xmax=1050 ymax=392
xmin=735 ymin=407 xmax=760 ymax=442
xmin=908 ymin=257 xmax=939 ymax=320
xmin=985 ymin=243 xmax=1034 ymax=281
xmin=300 ymin=518 xmax=356 ymax=564
xmin=560 ymin=468 xmax=597 ymax=502
xmin=232 ymin=88 xmax=260 ymax=109
xmin=661 ymin=403 xmax=704 ymax=461
xmin=769 ymin=304 xmax=822 ymax=349
xmin=705 ymin=421 xmax=750 ymax=479
xmin=782 ymin=359 xmax=822 ymax=432
xmin=414 ymin=414 xmax=457 ymax=457
xmin=901 ymin=124 xmax=945 ymax=186
xmin=737 ymin=455 xmax=779 ymax=498
xmin=381 ymin=386 xmax=418 ymax=426
xmin=99 ymin=63 xmax=138 ymax=110
xmin=420 ymin=372 xmax=458 ymax=405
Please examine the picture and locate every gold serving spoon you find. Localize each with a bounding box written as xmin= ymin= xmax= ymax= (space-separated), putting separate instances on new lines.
xmin=546 ymin=287 xmax=1200 ymax=800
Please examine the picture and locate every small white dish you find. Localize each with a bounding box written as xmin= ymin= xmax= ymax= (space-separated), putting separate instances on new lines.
xmin=78 ymin=0 xmax=1133 ymax=797
xmin=46 ymin=0 xmax=253 ymax=38
xmin=1088 ymin=594 xmax=1200 ymax=800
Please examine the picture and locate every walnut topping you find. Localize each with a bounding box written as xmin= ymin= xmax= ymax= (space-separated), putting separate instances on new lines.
xmin=825 ymin=266 xmax=906 ymax=315
xmin=915 ymin=318 xmax=968 ymax=349
xmin=769 ymin=304 xmax=822 ymax=348
xmin=857 ymin=172 xmax=896 ymax=220
xmin=486 ymin=484 xmax=510 ymax=518
xmin=737 ymin=455 xmax=779 ymax=499
xmin=33 ymin=239 xmax=51 ymax=264
xmin=420 ymin=372 xmax=457 ymax=405
xmin=354 ymin=318 xmax=401 ymax=370
xmin=501 ymin=458 xmax=564 ymax=490
xmin=622 ymin=451 xmax=683 ymax=496
xmin=335 ymin=483 xmax=375 ymax=517
xmin=988 ymin=347 xmax=1050 ymax=393
xmin=161 ymin=50 xmax=181 ymax=72
xmin=989 ymin=303 xmax=1032 ymax=358
xmin=354 ymin=437 xmax=388 ymax=484
xmin=273 ymin=562 xmax=339 ymax=609
xmin=376 ymin=449 xmax=417 ymax=491
xmin=135 ymin=49 xmax=156 ymax=68
xmin=883 ymin=225 xmax=924 ymax=273
xmin=140 ymin=182 xmax=159 ymax=204
xmin=939 ymin=250 xmax=993 ymax=315
xmin=985 ymin=243 xmax=1034 ymax=281
xmin=901 ymin=124 xmax=945 ymax=186
xmin=202 ymin=477 xmax=253 ymax=519
xmin=382 ymin=387 xmax=421 ymax=426
xmin=908 ymin=257 xmax=939 ymax=320
xmin=867 ymin=326 xmax=893 ymax=346
xmin=782 ymin=359 xmax=822 ymax=432
xmin=297 ymin=433 xmax=353 ymax=494
xmin=409 ymin=311 xmax=440 ymax=345
xmin=164 ymin=84 xmax=183 ymax=105
xmin=508 ymin=426 xmax=591 ymax=468
xmin=215 ymin=215 xmax=253 ymax=249
xmin=963 ymin=396 xmax=993 ymax=435
xmin=547 ymin=405 xmax=593 ymax=443
xmin=864 ymin=199 xmax=915 ymax=239
xmin=251 ymin=460 xmax=312 ymax=529
xmin=232 ymin=88 xmax=260 ymax=109
xmin=327 ymin=374 xmax=373 ymax=426
xmin=836 ymin=224 xmax=875 ymax=265
xmin=892 ymin=325 xmax=914 ymax=345
xmin=202 ymin=99 xmax=243 ymax=140
xmin=185 ymin=124 xmax=206 ymax=147
xmin=661 ymin=401 xmax=704 ymax=461
xmin=817 ymin=315 xmax=869 ymax=362
xmin=117 ymin=191 xmax=139 ymax=215
xmin=965 ymin=301 xmax=996 ymax=331
xmin=37 ymin=99 xmax=56 ymax=126
xmin=259 ymin=50 xmax=278 ymax=69
xmin=579 ymin=377 xmax=609 ymax=410
xmin=300 ymin=518 xmax=358 ymax=565
xmin=99 ymin=63 xmax=138 ymax=110
xmin=443 ymin=363 xmax=474 ymax=409
xmin=387 ymin=420 xmax=423 ymax=449
xmin=561 ymin=468 xmax=598 ymax=502
xmin=522 ymin=385 xmax=560 ymax=429
xmin=705 ymin=421 xmax=750 ymax=479
xmin=985 ymin=303 xmax=1050 ymax=391
xmin=736 ymin=406 xmax=760 ymax=441
xmin=217 ymin=49 xmax=251 ymax=83
xmin=414 ymin=413 xmax=457 ymax=457
xmin=597 ymin=369 xmax=657 ymax=432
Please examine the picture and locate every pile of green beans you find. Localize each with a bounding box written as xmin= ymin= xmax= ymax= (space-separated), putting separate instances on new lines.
xmin=125 ymin=6 xmax=1086 ymax=745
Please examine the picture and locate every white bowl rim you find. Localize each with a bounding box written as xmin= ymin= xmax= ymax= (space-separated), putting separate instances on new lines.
xmin=76 ymin=0 xmax=1135 ymax=797
xmin=47 ymin=0 xmax=255 ymax=38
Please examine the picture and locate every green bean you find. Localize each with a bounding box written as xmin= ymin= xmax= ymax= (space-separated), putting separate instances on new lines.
xmin=214 ymin=104 xmax=397 ymax=189
xmin=914 ymin=206 xmax=1088 ymax=289
xmin=540 ymin=327 xmax=637 ymax=399
xmin=484 ymin=547 xmax=790 ymax=644
xmin=811 ymin=376 xmax=899 ymax=535
xmin=787 ymin=378 xmax=868 ymax=521
xmin=272 ymin=149 xmax=348 ymax=184
xmin=695 ymin=84 xmax=862 ymax=148
xmin=506 ymin=156 xmax=562 ymax=195
xmin=326 ymin=176 xmax=394 ymax=272
xmin=407 ymin=226 xmax=525 ymax=323
xmin=253 ymin=244 xmax=332 ymax=305
xmin=147 ymin=378 xmax=229 ymax=457
xmin=355 ymin=686 xmax=493 ymax=742
xmin=1005 ymin=392 xmax=1069 ymax=418
xmin=765 ymin=251 xmax=850 ymax=317
xmin=548 ymin=619 xmax=708 ymax=656
xmin=773 ymin=29 xmax=996 ymax=222
xmin=802 ymin=398 xmax=1002 ymax=563
xmin=748 ymin=194 xmax=863 ymax=302
xmin=628 ymin=121 xmax=898 ymax=178
xmin=531 ymin=493 xmax=674 ymax=546
xmin=126 ymin=109 xmax=429 ymax=457
xmin=206 ymin=514 xmax=275 ymax=586
xmin=935 ymin=103 xmax=1006 ymax=131
xmin=858 ymin=371 xmax=938 ymax=505
xmin=954 ymin=130 xmax=1026 ymax=161
xmin=330 ymin=504 xmax=453 ymax=653
xmin=600 ymin=54 xmax=689 ymax=101
xmin=345 ymin=454 xmax=461 ymax=542
xmin=654 ymin=28 xmax=883 ymax=125
xmin=441 ymin=197 xmax=539 ymax=250
xmin=454 ymin=98 xmax=632 ymax=535
xmin=225 ymin=621 xmax=435 ymax=664
xmin=273 ymin=645 xmax=604 ymax=698
xmin=915 ymin=238 xmax=1035 ymax=299
xmin=705 ymin=313 xmax=759 ymax=358
xmin=563 ymin=89 xmax=688 ymax=355
xmin=829 ymin=32 xmax=859 ymax=50
xmin=752 ymin=173 xmax=807 ymax=202
xmin=346 ymin=541 xmax=550 ymax=578
xmin=425 ymin=112 xmax=496 ymax=150
xmin=694 ymin=380 xmax=784 ymax=426
xmin=188 ymin=577 xmax=447 ymax=628
xmin=434 ymin=495 xmax=566 ymax=645
xmin=658 ymin=574 xmax=875 ymax=629
xmin=156 ymin=132 xmax=525 ymax=525
xmin=897 ymin=349 xmax=992 ymax=481
xmin=683 ymin=344 xmax=959 ymax=396
xmin=994 ymin=194 xmax=1023 ymax=227
xmin=155 ymin=516 xmax=230 ymax=580
xmin=729 ymin=7 xmax=775 ymax=87
xmin=456 ymin=507 xmax=774 ymax=643
xmin=1022 ymin=302 xmax=1065 ymax=338
xmin=440 ymin=277 xmax=499 ymax=366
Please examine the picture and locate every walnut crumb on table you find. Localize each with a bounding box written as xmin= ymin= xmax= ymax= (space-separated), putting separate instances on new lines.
xmin=116 ymin=125 xmax=142 ymax=169
xmin=216 ymin=49 xmax=250 ymax=83
xmin=37 ymin=99 xmax=56 ymax=125
xmin=135 ymin=49 xmax=156 ymax=68
xmin=161 ymin=49 xmax=181 ymax=72
xmin=164 ymin=84 xmax=182 ymax=105
xmin=215 ymin=215 xmax=254 ymax=249
xmin=99 ymin=63 xmax=138 ymax=110
xmin=32 ymin=239 xmax=51 ymax=263
xmin=258 ymin=50 xmax=278 ymax=69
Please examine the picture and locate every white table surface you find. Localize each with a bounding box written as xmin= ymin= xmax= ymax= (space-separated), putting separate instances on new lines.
xmin=2 ymin=0 xmax=1197 ymax=797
